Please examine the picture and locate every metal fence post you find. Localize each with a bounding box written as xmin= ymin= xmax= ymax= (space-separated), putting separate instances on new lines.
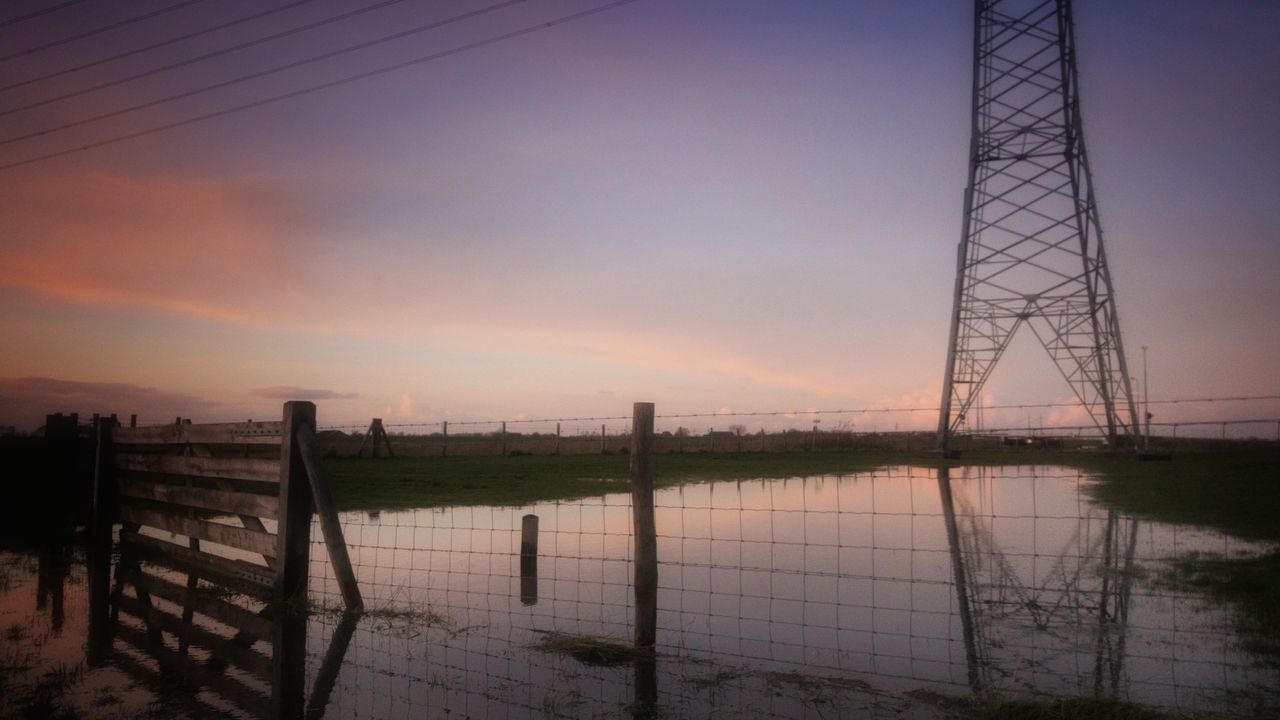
xmin=631 ymin=402 xmax=657 ymax=649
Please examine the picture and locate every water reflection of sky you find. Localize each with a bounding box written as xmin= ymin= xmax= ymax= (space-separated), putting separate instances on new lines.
xmin=312 ymin=465 xmax=1277 ymax=716
xmin=3 ymin=465 xmax=1278 ymax=718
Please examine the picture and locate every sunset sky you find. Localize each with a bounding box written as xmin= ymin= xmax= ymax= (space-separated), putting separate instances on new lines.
xmin=1 ymin=0 xmax=1277 ymax=436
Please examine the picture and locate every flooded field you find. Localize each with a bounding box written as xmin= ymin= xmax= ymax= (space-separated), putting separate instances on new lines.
xmin=3 ymin=465 xmax=1278 ymax=718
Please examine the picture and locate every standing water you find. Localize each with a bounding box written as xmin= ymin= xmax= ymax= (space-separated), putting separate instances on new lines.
xmin=2 ymin=465 xmax=1277 ymax=718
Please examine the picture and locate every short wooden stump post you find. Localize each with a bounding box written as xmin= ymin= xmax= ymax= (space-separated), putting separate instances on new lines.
xmin=520 ymin=514 xmax=538 ymax=606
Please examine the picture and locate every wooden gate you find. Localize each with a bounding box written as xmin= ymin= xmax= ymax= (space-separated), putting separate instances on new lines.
xmin=89 ymin=401 xmax=361 ymax=719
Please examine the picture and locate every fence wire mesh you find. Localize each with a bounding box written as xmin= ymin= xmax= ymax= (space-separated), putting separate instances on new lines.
xmin=301 ymin=465 xmax=1280 ymax=718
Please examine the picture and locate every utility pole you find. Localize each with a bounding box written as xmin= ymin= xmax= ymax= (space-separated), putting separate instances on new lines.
xmin=1142 ymin=345 xmax=1150 ymax=450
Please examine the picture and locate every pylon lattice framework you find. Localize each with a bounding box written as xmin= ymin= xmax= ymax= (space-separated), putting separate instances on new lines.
xmin=937 ymin=0 xmax=1140 ymax=450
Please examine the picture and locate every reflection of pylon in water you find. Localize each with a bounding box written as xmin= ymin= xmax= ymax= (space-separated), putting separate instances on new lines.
xmin=1093 ymin=509 xmax=1140 ymax=696
xmin=939 ymin=467 xmax=1140 ymax=696
xmin=935 ymin=0 xmax=1141 ymax=452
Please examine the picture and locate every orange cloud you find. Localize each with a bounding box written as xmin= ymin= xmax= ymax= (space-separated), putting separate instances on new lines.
xmin=0 ymin=169 xmax=316 ymax=325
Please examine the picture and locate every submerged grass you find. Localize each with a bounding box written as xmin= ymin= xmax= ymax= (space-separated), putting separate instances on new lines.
xmin=1160 ymin=550 xmax=1280 ymax=664
xmin=528 ymin=631 xmax=652 ymax=667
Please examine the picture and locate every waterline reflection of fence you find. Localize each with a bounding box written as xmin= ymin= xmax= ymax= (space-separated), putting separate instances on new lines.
xmin=305 ymin=465 xmax=1280 ymax=717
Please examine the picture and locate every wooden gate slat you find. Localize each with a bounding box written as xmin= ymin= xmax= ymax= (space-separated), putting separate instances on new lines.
xmin=114 ymin=421 xmax=283 ymax=446
xmin=118 ymin=453 xmax=280 ymax=484
xmin=119 ymin=504 xmax=276 ymax=559
xmin=118 ymin=477 xmax=278 ymax=519
xmin=123 ymin=531 xmax=274 ymax=598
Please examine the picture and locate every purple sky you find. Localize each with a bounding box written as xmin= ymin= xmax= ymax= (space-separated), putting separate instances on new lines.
xmin=1 ymin=0 xmax=1277 ymax=436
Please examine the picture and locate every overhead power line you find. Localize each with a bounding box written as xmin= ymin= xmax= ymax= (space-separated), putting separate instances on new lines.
xmin=0 ymin=0 xmax=88 ymax=30
xmin=0 ymin=0 xmax=319 ymax=90
xmin=0 ymin=0 xmax=641 ymax=171
xmin=0 ymin=0 xmax=528 ymax=145
xmin=0 ymin=0 xmax=206 ymax=61
xmin=1 ymin=0 xmax=422 ymax=113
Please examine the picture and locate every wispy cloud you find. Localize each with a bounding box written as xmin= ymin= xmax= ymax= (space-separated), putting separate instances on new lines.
xmin=251 ymin=386 xmax=359 ymax=400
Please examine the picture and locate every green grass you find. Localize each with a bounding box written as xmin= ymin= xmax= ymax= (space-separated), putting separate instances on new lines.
xmin=1068 ymin=450 xmax=1280 ymax=543
xmin=321 ymin=450 xmax=917 ymax=512
xmin=322 ymin=448 xmax=1280 ymax=535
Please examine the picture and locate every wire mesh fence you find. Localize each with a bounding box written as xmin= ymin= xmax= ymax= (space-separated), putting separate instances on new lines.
xmin=6 ymin=402 xmax=1280 ymax=718
xmin=4 ymin=463 xmax=1277 ymax=718
xmin=301 ymin=464 xmax=1280 ymax=718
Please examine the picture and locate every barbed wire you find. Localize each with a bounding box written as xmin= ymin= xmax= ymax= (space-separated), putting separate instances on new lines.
xmin=309 ymin=394 xmax=1280 ymax=432
xmin=958 ymin=418 xmax=1280 ymax=436
xmin=50 ymin=393 xmax=1278 ymax=434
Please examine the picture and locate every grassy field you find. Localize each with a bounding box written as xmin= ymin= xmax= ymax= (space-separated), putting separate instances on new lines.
xmin=320 ymin=449 xmax=922 ymax=512
xmin=321 ymin=446 xmax=1280 ymax=534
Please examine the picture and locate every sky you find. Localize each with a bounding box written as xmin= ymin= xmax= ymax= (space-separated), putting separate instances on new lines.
xmin=0 ymin=0 xmax=1277 ymax=437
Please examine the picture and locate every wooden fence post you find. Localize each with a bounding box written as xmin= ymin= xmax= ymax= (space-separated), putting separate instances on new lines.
xmin=601 ymin=423 xmax=606 ymax=454
xmin=357 ymin=418 xmax=394 ymax=458
xmin=555 ymin=422 xmax=561 ymax=455
xmin=91 ymin=417 xmax=115 ymax=540
xmin=44 ymin=413 xmax=78 ymax=529
xmin=274 ymin=401 xmax=315 ymax=720
xmin=501 ymin=421 xmax=507 ymax=455
xmin=631 ymin=402 xmax=657 ymax=649
xmin=442 ymin=421 xmax=448 ymax=457
xmin=87 ymin=417 xmax=114 ymax=667
xmin=276 ymin=401 xmax=315 ymax=607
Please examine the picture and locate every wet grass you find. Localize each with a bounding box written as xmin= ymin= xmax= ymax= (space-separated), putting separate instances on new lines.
xmin=1054 ymin=448 xmax=1280 ymax=666
xmin=1066 ymin=450 xmax=1280 ymax=543
xmin=1160 ymin=550 xmax=1280 ymax=664
xmin=529 ymin=631 xmax=652 ymax=666
xmin=908 ymin=690 xmax=1179 ymax=719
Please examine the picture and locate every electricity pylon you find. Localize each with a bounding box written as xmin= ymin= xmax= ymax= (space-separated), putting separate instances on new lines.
xmin=936 ymin=0 xmax=1140 ymax=452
